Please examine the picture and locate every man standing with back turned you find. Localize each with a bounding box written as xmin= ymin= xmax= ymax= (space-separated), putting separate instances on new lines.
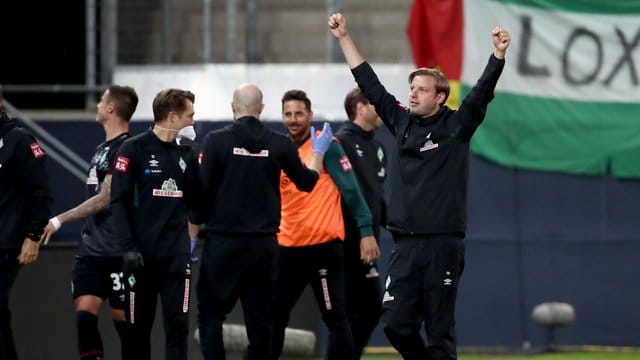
xmin=195 ymin=83 xmax=332 ymax=359
xmin=329 ymin=12 xmax=511 ymax=360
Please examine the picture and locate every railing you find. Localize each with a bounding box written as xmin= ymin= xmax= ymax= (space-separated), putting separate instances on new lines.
xmin=3 ymin=99 xmax=89 ymax=181
xmin=3 ymin=0 xmax=411 ymax=111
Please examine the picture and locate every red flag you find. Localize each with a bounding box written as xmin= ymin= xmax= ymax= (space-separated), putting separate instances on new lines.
xmin=406 ymin=0 xmax=463 ymax=80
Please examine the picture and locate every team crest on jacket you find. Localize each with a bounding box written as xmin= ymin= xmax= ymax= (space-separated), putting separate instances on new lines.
xmin=115 ymin=155 xmax=130 ymax=172
xmin=233 ymin=147 xmax=269 ymax=157
xmin=30 ymin=142 xmax=46 ymax=158
xmin=420 ymin=140 xmax=439 ymax=152
xmin=355 ymin=144 xmax=364 ymax=157
xmin=152 ymin=178 xmax=183 ymax=197
xmin=339 ymin=156 xmax=352 ymax=172
xmin=280 ymin=175 xmax=293 ymax=195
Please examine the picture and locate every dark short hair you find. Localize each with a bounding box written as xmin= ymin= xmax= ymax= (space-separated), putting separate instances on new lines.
xmin=152 ymin=88 xmax=195 ymax=122
xmin=281 ymin=89 xmax=312 ymax=112
xmin=107 ymin=85 xmax=139 ymax=122
xmin=344 ymin=87 xmax=369 ymax=121
xmin=408 ymin=68 xmax=450 ymax=104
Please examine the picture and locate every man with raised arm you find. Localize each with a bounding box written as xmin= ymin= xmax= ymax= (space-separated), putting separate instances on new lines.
xmin=329 ymin=12 xmax=511 ymax=359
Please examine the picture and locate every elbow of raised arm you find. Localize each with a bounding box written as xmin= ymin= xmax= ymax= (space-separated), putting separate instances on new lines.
xmin=295 ymin=180 xmax=316 ymax=193
xmin=298 ymin=174 xmax=320 ymax=193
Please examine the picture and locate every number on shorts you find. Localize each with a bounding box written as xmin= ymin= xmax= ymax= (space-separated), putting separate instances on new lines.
xmin=110 ymin=272 xmax=124 ymax=291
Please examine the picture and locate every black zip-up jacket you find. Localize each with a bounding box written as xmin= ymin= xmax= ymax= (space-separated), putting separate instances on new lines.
xmin=335 ymin=122 xmax=386 ymax=240
xmin=110 ymin=130 xmax=201 ymax=258
xmin=0 ymin=114 xmax=52 ymax=248
xmin=352 ymin=55 xmax=505 ymax=235
xmin=196 ymin=116 xmax=319 ymax=235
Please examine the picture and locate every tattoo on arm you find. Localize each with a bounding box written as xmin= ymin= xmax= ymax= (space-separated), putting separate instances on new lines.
xmin=62 ymin=175 xmax=112 ymax=223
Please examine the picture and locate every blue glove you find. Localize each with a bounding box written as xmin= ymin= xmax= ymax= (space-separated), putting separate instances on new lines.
xmin=123 ymin=251 xmax=144 ymax=274
xmin=190 ymin=238 xmax=199 ymax=264
xmin=311 ymin=122 xmax=333 ymax=155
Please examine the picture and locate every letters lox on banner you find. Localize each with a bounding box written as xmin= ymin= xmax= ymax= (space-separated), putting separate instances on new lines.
xmin=407 ymin=0 xmax=640 ymax=178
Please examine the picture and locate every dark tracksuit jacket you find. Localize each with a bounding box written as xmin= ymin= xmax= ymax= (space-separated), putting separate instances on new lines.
xmin=352 ymin=55 xmax=505 ymax=235
xmin=194 ymin=116 xmax=319 ymax=360
xmin=110 ymin=129 xmax=201 ymax=360
xmin=0 ymin=115 xmax=51 ymax=249
xmin=110 ymin=129 xmax=201 ymax=257
xmin=195 ymin=116 xmax=319 ymax=235
xmin=335 ymin=122 xmax=387 ymax=241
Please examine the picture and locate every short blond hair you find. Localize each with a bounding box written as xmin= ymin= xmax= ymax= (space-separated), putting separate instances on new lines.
xmin=408 ymin=68 xmax=450 ymax=104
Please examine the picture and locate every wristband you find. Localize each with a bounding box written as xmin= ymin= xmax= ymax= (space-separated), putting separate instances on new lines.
xmin=50 ymin=216 xmax=62 ymax=231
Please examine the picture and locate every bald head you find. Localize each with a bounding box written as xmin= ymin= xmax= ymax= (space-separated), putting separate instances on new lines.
xmin=232 ymin=83 xmax=264 ymax=119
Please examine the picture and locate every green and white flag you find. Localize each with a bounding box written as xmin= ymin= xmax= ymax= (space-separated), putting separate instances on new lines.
xmin=457 ymin=0 xmax=640 ymax=177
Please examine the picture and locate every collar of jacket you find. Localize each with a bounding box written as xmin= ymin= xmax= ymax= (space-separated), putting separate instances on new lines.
xmin=344 ymin=121 xmax=375 ymax=139
xmin=413 ymin=106 xmax=448 ymax=125
xmin=0 ymin=113 xmax=18 ymax=137
xmin=236 ymin=115 xmax=261 ymax=125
